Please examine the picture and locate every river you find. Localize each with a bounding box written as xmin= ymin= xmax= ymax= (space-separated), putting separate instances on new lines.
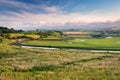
xmin=21 ymin=45 xmax=120 ymax=53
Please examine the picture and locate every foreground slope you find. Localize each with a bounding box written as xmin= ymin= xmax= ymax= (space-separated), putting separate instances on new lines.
xmin=0 ymin=40 xmax=120 ymax=80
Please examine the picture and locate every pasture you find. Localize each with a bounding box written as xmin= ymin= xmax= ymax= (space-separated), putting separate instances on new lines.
xmin=0 ymin=39 xmax=120 ymax=80
xmin=22 ymin=37 xmax=120 ymax=51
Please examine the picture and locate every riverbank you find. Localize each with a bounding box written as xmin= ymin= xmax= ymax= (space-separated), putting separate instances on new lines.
xmin=21 ymin=37 xmax=120 ymax=51
xmin=20 ymin=45 xmax=120 ymax=53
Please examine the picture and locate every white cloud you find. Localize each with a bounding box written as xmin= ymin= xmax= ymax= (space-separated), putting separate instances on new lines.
xmin=42 ymin=6 xmax=63 ymax=13
xmin=0 ymin=0 xmax=120 ymax=29
xmin=1 ymin=11 xmax=120 ymax=30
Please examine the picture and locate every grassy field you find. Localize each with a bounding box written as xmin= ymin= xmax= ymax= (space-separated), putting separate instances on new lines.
xmin=22 ymin=37 xmax=120 ymax=50
xmin=9 ymin=33 xmax=40 ymax=39
xmin=0 ymin=39 xmax=120 ymax=80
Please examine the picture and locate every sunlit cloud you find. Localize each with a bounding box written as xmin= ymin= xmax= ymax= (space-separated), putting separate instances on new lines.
xmin=1 ymin=11 xmax=120 ymax=29
xmin=0 ymin=0 xmax=120 ymax=29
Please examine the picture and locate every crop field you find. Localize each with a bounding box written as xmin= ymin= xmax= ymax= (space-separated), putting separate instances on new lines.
xmin=0 ymin=39 xmax=120 ymax=80
xmin=9 ymin=33 xmax=24 ymax=38
xmin=22 ymin=37 xmax=120 ymax=51
xmin=9 ymin=33 xmax=40 ymax=39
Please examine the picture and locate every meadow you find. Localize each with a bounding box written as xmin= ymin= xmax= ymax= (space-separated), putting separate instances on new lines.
xmin=0 ymin=39 xmax=120 ymax=80
xmin=22 ymin=37 xmax=120 ymax=51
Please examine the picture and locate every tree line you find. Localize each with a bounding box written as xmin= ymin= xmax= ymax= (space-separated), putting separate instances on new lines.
xmin=37 ymin=30 xmax=63 ymax=38
xmin=0 ymin=27 xmax=63 ymax=43
xmin=0 ymin=27 xmax=24 ymax=34
xmin=0 ymin=26 xmax=24 ymax=42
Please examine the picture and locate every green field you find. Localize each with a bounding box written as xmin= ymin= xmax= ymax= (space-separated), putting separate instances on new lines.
xmin=0 ymin=39 xmax=120 ymax=80
xmin=22 ymin=37 xmax=120 ymax=50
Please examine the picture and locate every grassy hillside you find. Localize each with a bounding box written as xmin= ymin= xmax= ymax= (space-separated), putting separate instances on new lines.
xmin=0 ymin=39 xmax=120 ymax=80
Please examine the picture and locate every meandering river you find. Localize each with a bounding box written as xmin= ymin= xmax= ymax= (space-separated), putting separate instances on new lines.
xmin=20 ymin=45 xmax=120 ymax=53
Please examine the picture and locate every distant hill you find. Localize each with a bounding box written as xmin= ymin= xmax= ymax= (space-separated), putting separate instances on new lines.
xmin=38 ymin=20 xmax=120 ymax=30
xmin=1 ymin=20 xmax=120 ymax=31
xmin=105 ymin=27 xmax=120 ymax=31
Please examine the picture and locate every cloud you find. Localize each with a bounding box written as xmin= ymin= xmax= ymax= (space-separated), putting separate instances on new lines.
xmin=0 ymin=0 xmax=65 ymax=14
xmin=0 ymin=0 xmax=120 ymax=30
xmin=0 ymin=0 xmax=28 ymax=9
xmin=41 ymin=6 xmax=62 ymax=13
xmin=0 ymin=0 xmax=43 ymax=14
xmin=1 ymin=10 xmax=120 ymax=30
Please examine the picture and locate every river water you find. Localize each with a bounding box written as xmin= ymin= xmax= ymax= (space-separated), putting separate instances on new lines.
xmin=21 ymin=45 xmax=120 ymax=53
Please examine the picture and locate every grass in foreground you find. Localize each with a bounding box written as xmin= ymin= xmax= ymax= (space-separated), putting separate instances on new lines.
xmin=0 ymin=39 xmax=120 ymax=80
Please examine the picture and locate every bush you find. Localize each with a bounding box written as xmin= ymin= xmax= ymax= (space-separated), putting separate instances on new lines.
xmin=0 ymin=38 xmax=2 ymax=43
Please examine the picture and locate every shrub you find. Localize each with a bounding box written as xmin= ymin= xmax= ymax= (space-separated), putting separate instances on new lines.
xmin=0 ymin=38 xmax=2 ymax=43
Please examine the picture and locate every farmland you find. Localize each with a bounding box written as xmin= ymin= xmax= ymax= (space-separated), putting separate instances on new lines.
xmin=22 ymin=37 xmax=120 ymax=51
xmin=0 ymin=39 xmax=120 ymax=80
xmin=0 ymin=27 xmax=120 ymax=80
xmin=1 ymin=0 xmax=120 ymax=79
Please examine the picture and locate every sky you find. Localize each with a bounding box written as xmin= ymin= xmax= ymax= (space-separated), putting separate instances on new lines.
xmin=0 ymin=0 xmax=120 ymax=30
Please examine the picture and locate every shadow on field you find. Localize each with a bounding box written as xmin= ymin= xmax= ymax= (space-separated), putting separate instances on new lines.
xmin=62 ymin=55 xmax=113 ymax=65
xmin=11 ymin=55 xmax=113 ymax=72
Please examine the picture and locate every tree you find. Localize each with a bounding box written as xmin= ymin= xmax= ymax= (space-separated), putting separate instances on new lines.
xmin=38 ymin=31 xmax=48 ymax=38
xmin=0 ymin=38 xmax=2 ymax=43
xmin=37 ymin=30 xmax=63 ymax=38
xmin=91 ymin=34 xmax=105 ymax=38
xmin=0 ymin=26 xmax=24 ymax=33
xmin=55 ymin=31 xmax=63 ymax=38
